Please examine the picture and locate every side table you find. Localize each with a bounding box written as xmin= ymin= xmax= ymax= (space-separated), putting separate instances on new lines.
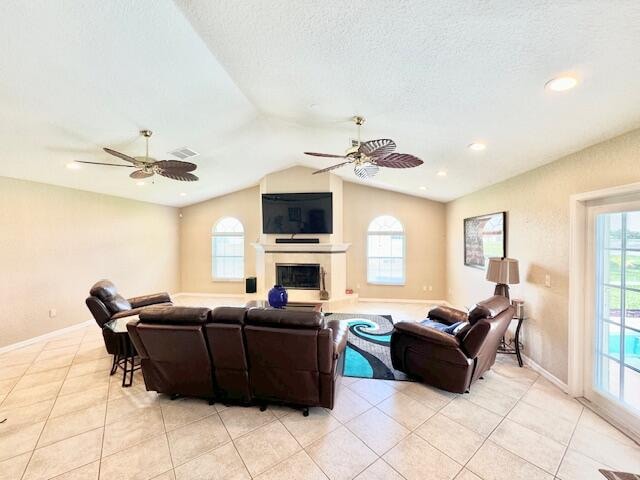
xmin=497 ymin=316 xmax=526 ymax=367
xmin=104 ymin=315 xmax=141 ymax=387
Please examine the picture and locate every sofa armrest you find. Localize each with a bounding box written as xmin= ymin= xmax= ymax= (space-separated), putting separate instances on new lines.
xmin=128 ymin=292 xmax=172 ymax=309
xmin=427 ymin=306 xmax=468 ymax=325
xmin=327 ymin=319 xmax=348 ymax=359
xmin=393 ymin=322 xmax=460 ymax=348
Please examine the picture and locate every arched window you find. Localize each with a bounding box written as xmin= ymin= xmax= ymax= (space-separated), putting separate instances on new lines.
xmin=212 ymin=217 xmax=244 ymax=280
xmin=367 ymin=215 xmax=405 ymax=285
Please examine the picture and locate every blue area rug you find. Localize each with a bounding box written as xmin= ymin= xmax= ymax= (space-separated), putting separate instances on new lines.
xmin=324 ymin=313 xmax=409 ymax=381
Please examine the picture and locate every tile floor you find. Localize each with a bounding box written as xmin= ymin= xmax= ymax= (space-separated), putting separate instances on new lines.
xmin=1 ymin=297 xmax=639 ymax=480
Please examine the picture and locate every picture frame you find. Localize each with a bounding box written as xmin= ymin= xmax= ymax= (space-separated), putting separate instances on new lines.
xmin=464 ymin=211 xmax=507 ymax=268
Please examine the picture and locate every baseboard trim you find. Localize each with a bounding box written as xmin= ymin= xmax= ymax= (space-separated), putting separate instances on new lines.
xmin=359 ymin=297 xmax=450 ymax=305
xmin=521 ymin=353 xmax=569 ymax=393
xmin=0 ymin=320 xmax=92 ymax=355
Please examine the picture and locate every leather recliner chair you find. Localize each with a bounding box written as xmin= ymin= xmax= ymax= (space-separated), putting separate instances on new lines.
xmin=243 ymin=308 xmax=348 ymax=415
xmin=127 ymin=306 xmax=216 ymax=401
xmin=85 ymin=279 xmax=172 ymax=371
xmin=390 ymin=295 xmax=515 ymax=394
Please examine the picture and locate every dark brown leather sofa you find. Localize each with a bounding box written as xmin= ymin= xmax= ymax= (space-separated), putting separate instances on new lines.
xmin=390 ymin=296 xmax=514 ymax=393
xmin=127 ymin=305 xmax=348 ymax=414
xmin=85 ymin=280 xmax=172 ymax=371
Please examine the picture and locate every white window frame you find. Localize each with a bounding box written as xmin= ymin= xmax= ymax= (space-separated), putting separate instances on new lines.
xmin=366 ymin=215 xmax=406 ymax=286
xmin=211 ymin=217 xmax=244 ymax=281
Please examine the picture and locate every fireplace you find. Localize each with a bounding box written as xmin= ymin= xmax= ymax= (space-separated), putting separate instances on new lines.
xmin=276 ymin=263 xmax=320 ymax=290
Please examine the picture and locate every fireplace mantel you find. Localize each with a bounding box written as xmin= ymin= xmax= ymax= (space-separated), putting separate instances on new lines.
xmin=251 ymin=242 xmax=351 ymax=254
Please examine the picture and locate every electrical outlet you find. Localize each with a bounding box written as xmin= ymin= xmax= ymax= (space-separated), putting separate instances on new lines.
xmin=428 ymin=285 xmax=433 ymax=292
xmin=49 ymin=309 xmax=57 ymax=318
xmin=356 ymin=283 xmax=361 ymax=290
xmin=422 ymin=285 xmax=427 ymax=292
xmin=545 ymin=274 xmax=551 ymax=288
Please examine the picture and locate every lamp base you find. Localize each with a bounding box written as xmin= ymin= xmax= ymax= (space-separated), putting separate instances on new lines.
xmin=494 ymin=283 xmax=510 ymax=300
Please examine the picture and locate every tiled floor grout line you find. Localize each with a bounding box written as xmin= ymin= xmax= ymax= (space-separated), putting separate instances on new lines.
xmin=18 ymin=329 xmax=87 ymax=480
xmin=97 ymin=338 xmax=113 ymax=480
xmin=157 ymin=395 xmax=175 ymax=475
xmin=456 ymin=374 xmax=548 ymax=479
xmin=553 ymin=407 xmax=584 ymax=479
xmin=274 ymin=412 xmax=328 ymax=479
xmin=218 ymin=405 xmax=258 ymax=478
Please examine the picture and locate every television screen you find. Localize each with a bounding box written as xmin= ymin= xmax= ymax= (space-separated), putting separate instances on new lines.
xmin=262 ymin=192 xmax=333 ymax=234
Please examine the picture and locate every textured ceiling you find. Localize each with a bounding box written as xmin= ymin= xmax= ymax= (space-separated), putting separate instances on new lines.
xmin=2 ymin=0 xmax=640 ymax=206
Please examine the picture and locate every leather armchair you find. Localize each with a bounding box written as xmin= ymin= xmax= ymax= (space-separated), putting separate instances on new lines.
xmin=390 ymin=296 xmax=514 ymax=393
xmin=85 ymin=279 xmax=172 ymax=355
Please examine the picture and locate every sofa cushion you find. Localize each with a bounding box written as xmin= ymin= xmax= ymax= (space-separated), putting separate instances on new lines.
xmin=139 ymin=306 xmax=211 ymax=325
xmin=246 ymin=308 xmax=323 ymax=329
xmin=211 ymin=306 xmax=248 ymax=325
xmin=428 ymin=306 xmax=468 ymax=325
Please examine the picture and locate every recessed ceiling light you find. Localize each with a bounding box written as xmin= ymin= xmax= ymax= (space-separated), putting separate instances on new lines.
xmin=545 ymin=75 xmax=578 ymax=92
xmin=468 ymin=142 xmax=486 ymax=151
xmin=437 ymin=170 xmax=447 ymax=177
xmin=136 ymin=181 xmax=145 ymax=186
xmin=66 ymin=162 xmax=81 ymax=170
xmin=179 ymin=192 xmax=187 ymax=197
xmin=419 ymin=186 xmax=427 ymax=191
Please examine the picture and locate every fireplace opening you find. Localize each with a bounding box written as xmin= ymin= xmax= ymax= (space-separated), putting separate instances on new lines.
xmin=276 ymin=263 xmax=320 ymax=290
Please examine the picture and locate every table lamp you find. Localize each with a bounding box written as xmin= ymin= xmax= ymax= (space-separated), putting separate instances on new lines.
xmin=486 ymin=257 xmax=519 ymax=300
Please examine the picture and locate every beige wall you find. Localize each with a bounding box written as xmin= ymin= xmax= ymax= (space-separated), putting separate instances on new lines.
xmin=343 ymin=182 xmax=447 ymax=300
xmin=180 ymin=185 xmax=260 ymax=294
xmin=179 ymin=177 xmax=447 ymax=300
xmin=446 ymin=128 xmax=640 ymax=383
xmin=0 ymin=177 xmax=180 ymax=348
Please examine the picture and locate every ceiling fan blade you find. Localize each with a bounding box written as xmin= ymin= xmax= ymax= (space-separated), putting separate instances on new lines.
xmin=74 ymin=161 xmax=136 ymax=167
xmin=158 ymin=170 xmax=199 ymax=182
xmin=375 ymin=153 xmax=424 ymax=169
xmin=304 ymin=152 xmax=347 ymax=158
xmin=155 ymin=160 xmax=197 ymax=172
xmin=130 ymin=170 xmax=154 ymax=179
xmin=312 ymin=161 xmax=354 ymax=175
xmin=103 ymin=147 xmax=139 ymax=164
xmin=359 ymin=139 xmax=396 ymax=158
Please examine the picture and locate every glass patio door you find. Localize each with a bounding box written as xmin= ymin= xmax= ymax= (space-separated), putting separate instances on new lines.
xmin=592 ymin=210 xmax=640 ymax=418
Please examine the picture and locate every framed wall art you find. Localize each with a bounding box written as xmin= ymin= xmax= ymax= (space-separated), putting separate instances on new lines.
xmin=464 ymin=211 xmax=506 ymax=268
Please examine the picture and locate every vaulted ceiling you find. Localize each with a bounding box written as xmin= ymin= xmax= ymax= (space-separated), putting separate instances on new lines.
xmin=2 ymin=0 xmax=640 ymax=206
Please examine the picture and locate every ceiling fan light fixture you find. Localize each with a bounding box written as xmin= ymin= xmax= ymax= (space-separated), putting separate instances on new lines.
xmin=66 ymin=162 xmax=81 ymax=170
xmin=136 ymin=181 xmax=145 ymax=186
xmin=437 ymin=170 xmax=447 ymax=177
xmin=354 ymin=162 xmax=379 ymax=179
xmin=419 ymin=186 xmax=427 ymax=191
xmin=179 ymin=192 xmax=187 ymax=197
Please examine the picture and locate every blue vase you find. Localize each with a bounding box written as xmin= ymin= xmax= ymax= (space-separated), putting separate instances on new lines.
xmin=268 ymin=285 xmax=288 ymax=308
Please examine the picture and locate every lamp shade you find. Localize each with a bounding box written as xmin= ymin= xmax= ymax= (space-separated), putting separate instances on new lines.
xmin=486 ymin=257 xmax=520 ymax=284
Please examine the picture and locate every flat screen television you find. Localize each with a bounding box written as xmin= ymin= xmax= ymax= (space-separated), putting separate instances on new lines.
xmin=262 ymin=192 xmax=333 ymax=234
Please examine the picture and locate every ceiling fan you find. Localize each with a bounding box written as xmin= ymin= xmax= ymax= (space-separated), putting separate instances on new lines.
xmin=75 ymin=130 xmax=199 ymax=182
xmin=304 ymin=116 xmax=423 ymax=178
